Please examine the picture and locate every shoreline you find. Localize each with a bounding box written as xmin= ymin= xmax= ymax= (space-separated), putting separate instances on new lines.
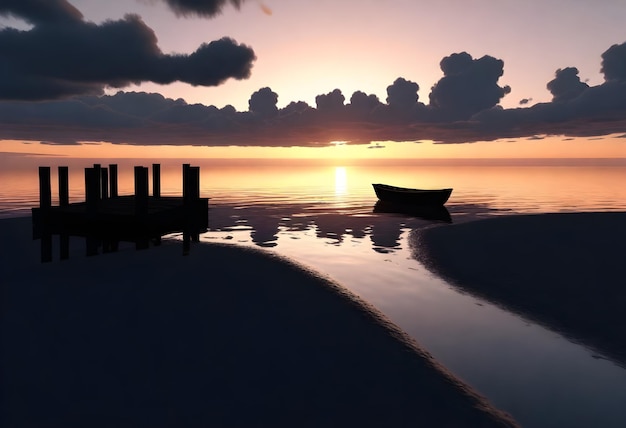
xmin=1 ymin=216 xmax=517 ymax=427
xmin=413 ymin=211 xmax=626 ymax=367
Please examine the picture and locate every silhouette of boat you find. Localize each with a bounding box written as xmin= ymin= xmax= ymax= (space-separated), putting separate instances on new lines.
xmin=372 ymin=183 xmax=453 ymax=206
xmin=373 ymin=200 xmax=452 ymax=222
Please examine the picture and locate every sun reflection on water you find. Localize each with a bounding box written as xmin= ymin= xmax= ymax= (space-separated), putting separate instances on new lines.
xmin=334 ymin=166 xmax=347 ymax=196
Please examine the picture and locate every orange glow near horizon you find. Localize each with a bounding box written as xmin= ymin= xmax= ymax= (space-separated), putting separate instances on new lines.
xmin=0 ymin=135 xmax=624 ymax=160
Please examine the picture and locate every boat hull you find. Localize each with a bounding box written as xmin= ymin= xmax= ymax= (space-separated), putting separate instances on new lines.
xmin=372 ymin=184 xmax=452 ymax=206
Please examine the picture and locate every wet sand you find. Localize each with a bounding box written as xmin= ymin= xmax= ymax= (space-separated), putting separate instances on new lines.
xmin=1 ymin=216 xmax=516 ymax=427
xmin=413 ymin=211 xmax=626 ymax=367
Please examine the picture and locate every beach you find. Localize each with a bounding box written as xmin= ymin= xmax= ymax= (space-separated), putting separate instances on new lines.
xmin=1 ymin=216 xmax=516 ymax=427
xmin=413 ymin=211 xmax=626 ymax=367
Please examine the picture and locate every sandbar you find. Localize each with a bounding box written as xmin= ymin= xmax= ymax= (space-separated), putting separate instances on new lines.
xmin=1 ymin=216 xmax=517 ymax=427
xmin=413 ymin=211 xmax=626 ymax=366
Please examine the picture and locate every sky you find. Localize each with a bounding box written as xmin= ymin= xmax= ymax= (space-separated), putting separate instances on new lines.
xmin=1 ymin=0 xmax=625 ymax=159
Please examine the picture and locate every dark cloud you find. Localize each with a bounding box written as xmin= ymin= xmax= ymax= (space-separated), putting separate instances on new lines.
xmin=1 ymin=42 xmax=626 ymax=147
xmin=249 ymin=87 xmax=279 ymax=117
xmin=348 ymin=91 xmax=382 ymax=118
xmin=386 ymin=77 xmax=419 ymax=111
xmin=315 ymin=89 xmax=345 ymax=114
xmin=0 ymin=0 xmax=83 ymax=25
xmin=81 ymin=91 xmax=185 ymax=118
xmin=429 ymin=52 xmax=511 ymax=120
xmin=0 ymin=3 xmax=256 ymax=100
xmin=601 ymin=42 xmax=626 ymax=82
xmin=519 ymin=98 xmax=532 ymax=105
xmin=160 ymin=0 xmax=246 ymax=18
xmin=547 ymin=67 xmax=589 ymax=102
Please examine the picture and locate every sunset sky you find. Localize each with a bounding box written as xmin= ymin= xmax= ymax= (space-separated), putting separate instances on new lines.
xmin=1 ymin=0 xmax=625 ymax=159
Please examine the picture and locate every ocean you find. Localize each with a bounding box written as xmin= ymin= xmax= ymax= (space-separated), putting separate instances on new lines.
xmin=2 ymin=155 xmax=626 ymax=427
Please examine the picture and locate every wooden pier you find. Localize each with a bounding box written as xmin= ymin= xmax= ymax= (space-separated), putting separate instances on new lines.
xmin=32 ymin=163 xmax=209 ymax=261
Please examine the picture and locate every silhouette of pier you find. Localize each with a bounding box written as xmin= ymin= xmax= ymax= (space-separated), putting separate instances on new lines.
xmin=32 ymin=163 xmax=209 ymax=261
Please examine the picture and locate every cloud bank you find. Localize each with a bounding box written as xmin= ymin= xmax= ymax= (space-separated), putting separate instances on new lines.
xmin=0 ymin=1 xmax=625 ymax=147
xmin=0 ymin=0 xmax=256 ymax=100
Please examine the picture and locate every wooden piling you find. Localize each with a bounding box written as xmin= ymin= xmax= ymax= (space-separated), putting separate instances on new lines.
xmin=134 ymin=166 xmax=149 ymax=216
xmin=93 ymin=164 xmax=102 ymax=199
xmin=189 ymin=166 xmax=200 ymax=201
xmin=182 ymin=163 xmax=190 ymax=202
xmin=101 ymin=167 xmax=109 ymax=200
xmin=109 ymin=164 xmax=118 ymax=198
xmin=153 ymin=163 xmax=161 ymax=198
xmin=58 ymin=166 xmax=69 ymax=207
xmin=38 ymin=166 xmax=51 ymax=210
xmin=85 ymin=167 xmax=99 ymax=213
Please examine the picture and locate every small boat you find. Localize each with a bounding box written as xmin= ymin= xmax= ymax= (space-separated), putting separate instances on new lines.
xmin=372 ymin=183 xmax=452 ymax=206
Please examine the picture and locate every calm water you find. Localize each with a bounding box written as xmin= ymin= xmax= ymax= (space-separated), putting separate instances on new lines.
xmin=2 ymin=156 xmax=626 ymax=428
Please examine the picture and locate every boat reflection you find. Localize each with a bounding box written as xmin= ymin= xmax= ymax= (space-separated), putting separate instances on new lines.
xmin=373 ymin=200 xmax=452 ymax=223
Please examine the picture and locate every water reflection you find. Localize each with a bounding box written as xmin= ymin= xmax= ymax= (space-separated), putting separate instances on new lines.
xmin=207 ymin=200 xmax=457 ymax=251
xmin=35 ymin=231 xmax=201 ymax=262
xmin=334 ymin=167 xmax=347 ymax=196
xmin=373 ymin=200 xmax=452 ymax=222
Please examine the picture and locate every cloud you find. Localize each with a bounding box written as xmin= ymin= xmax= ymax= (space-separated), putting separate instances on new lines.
xmin=249 ymin=87 xmax=279 ymax=117
xmin=429 ymin=52 xmax=511 ymax=120
xmin=348 ymin=91 xmax=382 ymax=118
xmin=1 ymin=42 xmax=626 ymax=147
xmin=547 ymin=67 xmax=589 ymax=102
xmin=601 ymin=42 xmax=626 ymax=82
xmin=0 ymin=2 xmax=256 ymax=100
xmin=386 ymin=77 xmax=419 ymax=111
xmin=259 ymin=3 xmax=272 ymax=16
xmin=160 ymin=0 xmax=246 ymax=18
xmin=315 ymin=89 xmax=346 ymax=114
xmin=0 ymin=0 xmax=83 ymax=25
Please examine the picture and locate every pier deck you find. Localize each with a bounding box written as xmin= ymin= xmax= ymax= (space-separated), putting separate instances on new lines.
xmin=32 ymin=163 xmax=208 ymax=260
xmin=33 ymin=195 xmax=208 ymax=240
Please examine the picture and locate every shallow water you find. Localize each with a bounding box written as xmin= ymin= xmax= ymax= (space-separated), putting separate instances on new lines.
xmin=3 ymin=156 xmax=626 ymax=427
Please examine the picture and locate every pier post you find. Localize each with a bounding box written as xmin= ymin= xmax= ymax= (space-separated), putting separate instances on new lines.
xmin=153 ymin=163 xmax=161 ymax=198
xmin=135 ymin=166 xmax=149 ymax=216
xmin=109 ymin=164 xmax=118 ymax=198
xmin=93 ymin=164 xmax=102 ymax=199
xmin=101 ymin=167 xmax=109 ymax=200
xmin=85 ymin=167 xmax=99 ymax=213
xmin=38 ymin=166 xmax=51 ymax=210
xmin=182 ymin=163 xmax=190 ymax=203
xmin=59 ymin=166 xmax=69 ymax=207
xmin=189 ymin=166 xmax=200 ymax=201
xmin=189 ymin=166 xmax=200 ymax=242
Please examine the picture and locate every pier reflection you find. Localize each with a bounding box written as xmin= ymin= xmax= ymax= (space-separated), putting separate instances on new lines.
xmin=37 ymin=230 xmax=201 ymax=263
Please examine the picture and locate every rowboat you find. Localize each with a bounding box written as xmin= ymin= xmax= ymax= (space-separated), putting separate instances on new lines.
xmin=372 ymin=183 xmax=452 ymax=206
